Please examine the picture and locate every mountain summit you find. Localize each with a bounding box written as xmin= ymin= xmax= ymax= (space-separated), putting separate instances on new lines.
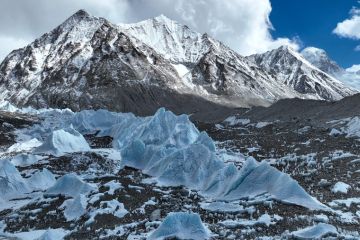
xmin=0 ymin=10 xmax=357 ymax=115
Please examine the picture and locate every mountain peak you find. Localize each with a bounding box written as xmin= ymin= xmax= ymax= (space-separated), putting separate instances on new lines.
xmin=120 ymin=14 xmax=206 ymax=63
xmin=153 ymin=14 xmax=174 ymax=23
xmin=275 ymin=45 xmax=298 ymax=54
xmin=69 ymin=9 xmax=91 ymax=20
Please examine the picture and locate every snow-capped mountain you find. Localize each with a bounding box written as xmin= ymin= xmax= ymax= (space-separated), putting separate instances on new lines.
xmin=119 ymin=14 xmax=208 ymax=63
xmin=0 ymin=10 xmax=193 ymax=114
xmin=0 ymin=10 xmax=356 ymax=114
xmin=301 ymin=46 xmax=360 ymax=90
xmin=121 ymin=15 xmax=303 ymax=106
xmin=248 ymin=46 xmax=356 ymax=101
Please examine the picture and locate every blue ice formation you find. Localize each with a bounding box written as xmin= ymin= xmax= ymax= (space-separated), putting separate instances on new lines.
xmin=29 ymin=108 xmax=325 ymax=209
xmin=148 ymin=212 xmax=211 ymax=240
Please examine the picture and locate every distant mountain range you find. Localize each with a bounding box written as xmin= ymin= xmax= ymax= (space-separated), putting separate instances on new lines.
xmin=0 ymin=10 xmax=357 ymax=115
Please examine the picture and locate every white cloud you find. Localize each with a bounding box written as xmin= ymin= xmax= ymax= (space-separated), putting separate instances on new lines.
xmin=333 ymin=7 xmax=360 ymax=40
xmin=346 ymin=64 xmax=360 ymax=73
xmin=355 ymin=45 xmax=360 ymax=51
xmin=0 ymin=0 xmax=299 ymax=61
xmin=335 ymin=64 xmax=360 ymax=90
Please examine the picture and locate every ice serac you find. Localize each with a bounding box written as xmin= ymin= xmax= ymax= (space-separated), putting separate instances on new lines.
xmin=34 ymin=127 xmax=90 ymax=156
xmin=45 ymin=173 xmax=95 ymax=197
xmin=248 ymin=45 xmax=357 ymax=101
xmin=69 ymin=108 xmax=326 ymax=210
xmin=148 ymin=212 xmax=211 ymax=240
xmin=28 ymin=168 xmax=56 ymax=191
xmin=0 ymin=160 xmax=30 ymax=200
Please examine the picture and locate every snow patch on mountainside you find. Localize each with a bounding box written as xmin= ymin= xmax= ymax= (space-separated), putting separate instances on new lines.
xmin=249 ymin=46 xmax=357 ymax=100
xmin=119 ymin=15 xmax=209 ymax=63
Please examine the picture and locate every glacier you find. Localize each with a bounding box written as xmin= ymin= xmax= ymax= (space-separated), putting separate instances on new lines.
xmin=7 ymin=107 xmax=326 ymax=210
xmin=148 ymin=212 xmax=211 ymax=240
xmin=0 ymin=105 xmax=327 ymax=210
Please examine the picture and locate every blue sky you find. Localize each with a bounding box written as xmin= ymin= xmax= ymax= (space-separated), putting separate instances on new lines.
xmin=271 ymin=0 xmax=359 ymax=68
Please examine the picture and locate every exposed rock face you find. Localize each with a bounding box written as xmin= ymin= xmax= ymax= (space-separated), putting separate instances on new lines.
xmin=0 ymin=10 xmax=356 ymax=114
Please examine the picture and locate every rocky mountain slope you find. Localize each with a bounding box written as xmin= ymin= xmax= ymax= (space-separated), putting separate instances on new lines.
xmin=0 ymin=10 xmax=357 ymax=115
xmin=248 ymin=46 xmax=356 ymax=101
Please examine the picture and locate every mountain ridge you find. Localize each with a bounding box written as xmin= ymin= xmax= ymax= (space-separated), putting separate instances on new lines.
xmin=0 ymin=10 xmax=357 ymax=115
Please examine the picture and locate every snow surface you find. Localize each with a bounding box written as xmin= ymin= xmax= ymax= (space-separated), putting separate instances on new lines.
xmin=223 ymin=116 xmax=250 ymax=126
xmin=148 ymin=212 xmax=211 ymax=240
xmin=289 ymin=223 xmax=338 ymax=239
xmin=104 ymin=180 xmax=123 ymax=195
xmin=86 ymin=200 xmax=128 ymax=224
xmin=219 ymin=214 xmax=282 ymax=228
xmin=199 ymin=201 xmax=250 ymax=213
xmin=2 ymin=228 xmax=68 ymax=240
xmin=332 ymin=182 xmax=351 ymax=194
